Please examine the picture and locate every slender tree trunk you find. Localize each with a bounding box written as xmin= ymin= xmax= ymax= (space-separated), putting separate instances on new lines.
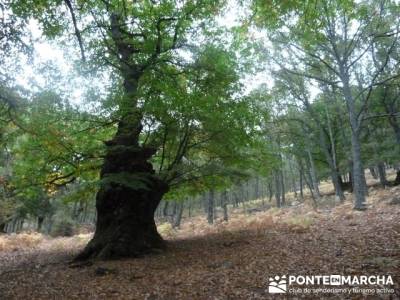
xmin=222 ymin=190 xmax=228 ymax=222
xmin=72 ymin=201 xmax=79 ymax=220
xmin=207 ymin=189 xmax=215 ymax=224
xmin=255 ymin=176 xmax=260 ymax=200
xmin=340 ymin=70 xmax=367 ymax=210
xmin=245 ymin=181 xmax=250 ymax=202
xmin=18 ymin=219 xmax=24 ymax=232
xmin=326 ymin=153 xmax=346 ymax=202
xmin=173 ymin=202 xmax=184 ymax=228
xmin=369 ymin=167 xmax=378 ymax=179
xmin=171 ymin=201 xmax=177 ymax=222
xmin=350 ymin=130 xmax=367 ymax=209
xmin=268 ymin=180 xmax=273 ymax=202
xmin=292 ymin=180 xmax=297 ymax=197
xmin=306 ymin=149 xmax=320 ymax=201
xmin=202 ymin=193 xmax=209 ymax=213
xmin=389 ymin=118 xmax=400 ymax=145
xmin=303 ymin=172 xmax=317 ymax=208
xmin=240 ymin=184 xmax=247 ymax=213
xmin=274 ymin=172 xmax=281 ymax=208
xmin=299 ymin=164 xmax=304 ymax=200
xmin=377 ymin=162 xmax=388 ymax=187
xmin=332 ymin=171 xmax=345 ymax=202
xmin=37 ymin=216 xmax=44 ymax=232
xmin=383 ymin=98 xmax=400 ymax=145
xmin=347 ymin=170 xmax=353 ymax=192
xmin=163 ymin=201 xmax=169 ymax=217
xmin=82 ymin=201 xmax=89 ymax=223
xmin=318 ymin=125 xmax=345 ymax=201
xmin=394 ymin=170 xmax=400 ymax=186
xmin=302 ymin=92 xmax=345 ymax=201
xmin=261 ymin=180 xmax=266 ymax=208
xmin=280 ymin=169 xmax=285 ymax=206
xmin=10 ymin=219 xmax=15 ymax=233
xmin=187 ymin=198 xmax=192 ymax=218
xmin=233 ymin=191 xmax=239 ymax=208
xmin=0 ymin=222 xmax=5 ymax=233
xmin=289 ymin=159 xmax=297 ymax=198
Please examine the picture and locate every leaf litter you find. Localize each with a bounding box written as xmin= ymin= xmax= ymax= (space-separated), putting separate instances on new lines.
xmin=0 ymin=185 xmax=399 ymax=299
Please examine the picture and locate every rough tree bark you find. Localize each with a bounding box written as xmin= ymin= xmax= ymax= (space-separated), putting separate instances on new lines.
xmin=340 ymin=70 xmax=367 ymax=210
xmin=75 ymin=13 xmax=170 ymax=260
xmin=75 ymin=126 xmax=169 ymax=260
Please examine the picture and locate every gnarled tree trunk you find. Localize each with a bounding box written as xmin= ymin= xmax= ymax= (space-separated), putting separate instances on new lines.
xmin=76 ymin=118 xmax=168 ymax=260
xmin=75 ymin=11 xmax=173 ymax=260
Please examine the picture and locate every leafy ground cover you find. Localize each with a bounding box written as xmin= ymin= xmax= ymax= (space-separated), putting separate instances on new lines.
xmin=0 ymin=185 xmax=399 ymax=299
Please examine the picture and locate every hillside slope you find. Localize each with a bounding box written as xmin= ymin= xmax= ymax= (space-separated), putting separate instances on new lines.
xmin=1 ymin=185 xmax=400 ymax=299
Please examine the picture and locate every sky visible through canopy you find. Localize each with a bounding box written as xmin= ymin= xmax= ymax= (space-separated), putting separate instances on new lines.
xmin=16 ymin=1 xmax=276 ymax=106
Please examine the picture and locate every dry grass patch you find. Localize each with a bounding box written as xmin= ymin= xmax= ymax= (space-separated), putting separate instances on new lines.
xmin=0 ymin=232 xmax=44 ymax=252
xmin=283 ymin=215 xmax=315 ymax=233
xmin=245 ymin=215 xmax=275 ymax=235
xmin=42 ymin=234 xmax=91 ymax=252
xmin=158 ymin=222 xmax=176 ymax=238
xmin=0 ymin=232 xmax=91 ymax=253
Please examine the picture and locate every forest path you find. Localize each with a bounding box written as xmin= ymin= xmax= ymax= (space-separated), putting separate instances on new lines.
xmin=1 ymin=186 xmax=400 ymax=299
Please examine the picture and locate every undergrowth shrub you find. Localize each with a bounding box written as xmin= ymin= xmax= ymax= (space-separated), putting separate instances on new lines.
xmin=246 ymin=215 xmax=275 ymax=235
xmin=158 ymin=222 xmax=175 ymax=238
xmin=50 ymin=219 xmax=75 ymax=237
xmin=284 ymin=215 xmax=314 ymax=233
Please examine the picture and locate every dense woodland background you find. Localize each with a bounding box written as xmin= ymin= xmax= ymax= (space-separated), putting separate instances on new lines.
xmin=1 ymin=0 xmax=400 ymax=298
xmin=0 ymin=0 xmax=399 ymax=253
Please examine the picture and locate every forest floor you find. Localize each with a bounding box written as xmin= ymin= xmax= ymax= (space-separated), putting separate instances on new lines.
xmin=1 ymin=184 xmax=400 ymax=299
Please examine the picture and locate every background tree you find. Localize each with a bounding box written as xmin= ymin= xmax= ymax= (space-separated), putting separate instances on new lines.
xmin=253 ymin=0 xmax=400 ymax=209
